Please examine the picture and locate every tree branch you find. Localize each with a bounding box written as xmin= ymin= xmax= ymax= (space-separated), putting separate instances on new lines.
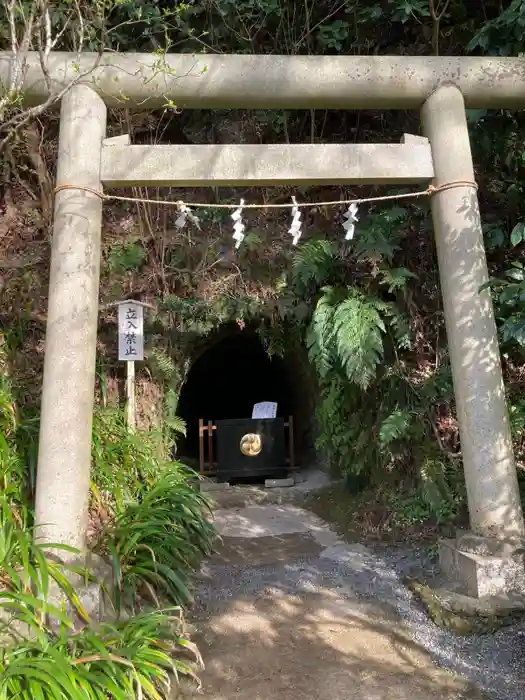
xmin=428 ymin=0 xmax=452 ymax=55
xmin=0 ymin=0 xmax=104 ymax=153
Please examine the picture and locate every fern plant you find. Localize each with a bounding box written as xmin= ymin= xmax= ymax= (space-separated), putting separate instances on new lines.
xmin=290 ymin=208 xmax=460 ymax=520
xmin=378 ymin=409 xmax=412 ymax=446
xmin=307 ymin=286 xmax=406 ymax=390
xmin=291 ymin=239 xmax=341 ymax=296
xmin=351 ymin=206 xmax=408 ymax=263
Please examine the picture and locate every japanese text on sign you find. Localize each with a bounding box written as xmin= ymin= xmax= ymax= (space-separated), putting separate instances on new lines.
xmin=118 ymin=302 xmax=144 ymax=361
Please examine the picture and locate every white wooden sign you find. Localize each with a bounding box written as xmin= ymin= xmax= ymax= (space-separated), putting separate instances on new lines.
xmin=252 ymin=402 xmax=278 ymax=419
xmin=118 ymin=301 xmax=144 ymax=361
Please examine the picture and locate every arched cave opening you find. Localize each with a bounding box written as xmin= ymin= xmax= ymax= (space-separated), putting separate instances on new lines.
xmin=177 ymin=323 xmax=312 ymax=474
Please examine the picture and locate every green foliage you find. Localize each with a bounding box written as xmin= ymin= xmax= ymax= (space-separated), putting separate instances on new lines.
xmin=510 ymin=222 xmax=525 ymax=247
xmin=0 ymin=378 xmax=210 ymax=699
xmin=148 ymin=347 xmax=181 ymax=386
xmin=5 ymin=0 xmax=525 ymax=569
xmin=389 ymin=488 xmax=461 ymax=529
xmin=0 ymin=374 xmax=16 ymax=437
xmin=289 ymin=207 xmax=461 ymax=521
xmin=419 ymin=456 xmax=455 ymax=514
xmin=0 ymin=407 xmax=194 ymax=698
xmin=379 ymin=409 xmax=412 ymax=446
xmin=0 ymin=611 xmax=193 ymax=698
xmin=352 ymin=206 xmax=408 ymax=264
xmin=291 ymin=239 xmax=340 ymax=297
xmin=91 ymin=408 xmax=166 ymax=510
xmin=99 ymin=465 xmax=214 ymax=611
xmin=378 ymin=267 xmax=418 ymax=293
xmin=162 ymin=0 xmax=453 ymax=57
xmin=509 ymin=392 xmax=525 ymax=437
xmin=256 ymin=324 xmax=289 ymax=359
xmin=108 ymin=241 xmax=147 ymax=275
xmin=0 ymin=367 xmax=35 ymax=521
xmin=144 ymin=347 xmax=187 ymax=448
xmin=89 ymin=405 xmax=213 ymax=613
xmin=161 ymin=294 xmax=266 ymax=336
xmin=0 ymin=522 xmax=92 ymax=621
xmin=307 ymin=287 xmax=386 ymax=390
xmin=467 ymin=0 xmax=525 ymax=55
xmin=12 ymin=4 xmax=519 ymax=690
xmin=0 ymin=573 xmax=201 ymax=699
xmin=483 ymin=260 xmax=525 ymax=350
xmin=164 ymin=391 xmax=187 ymax=438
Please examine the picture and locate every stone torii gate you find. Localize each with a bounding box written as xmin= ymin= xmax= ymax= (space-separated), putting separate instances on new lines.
xmin=2 ymin=53 xmax=525 ymax=600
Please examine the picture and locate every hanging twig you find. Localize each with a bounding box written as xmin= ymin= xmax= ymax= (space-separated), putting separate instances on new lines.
xmin=428 ymin=0 xmax=452 ymax=55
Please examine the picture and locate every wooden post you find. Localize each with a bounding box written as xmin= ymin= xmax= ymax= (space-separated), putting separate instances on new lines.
xmin=288 ymin=415 xmax=295 ymax=471
xmin=117 ymin=301 xmax=145 ymax=433
xmin=199 ymin=419 xmax=204 ymax=474
xmin=126 ymin=360 xmax=136 ymax=432
xmin=207 ymin=420 xmax=214 ymax=468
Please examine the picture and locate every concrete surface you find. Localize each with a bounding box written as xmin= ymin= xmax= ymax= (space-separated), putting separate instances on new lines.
xmin=100 ymin=141 xmax=434 ymax=187
xmin=439 ymin=538 xmax=525 ymax=598
xmin=202 ymin=467 xmax=333 ymax=510
xmin=200 ymin=481 xmax=232 ymax=493
xmin=6 ymin=53 xmax=525 ymax=109
xmin=211 ymin=504 xmax=339 ymax=544
xmin=34 ymin=85 xmax=106 ymax=555
xmin=265 ymin=477 xmax=295 ymax=488
xmin=422 ymin=85 xmax=525 ymax=541
xmin=186 ymin=504 xmax=524 ymax=700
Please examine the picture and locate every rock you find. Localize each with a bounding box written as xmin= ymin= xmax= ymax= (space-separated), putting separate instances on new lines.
xmin=265 ymin=477 xmax=295 ymax=488
xmin=404 ymin=575 xmax=525 ymax=635
xmin=200 ymin=480 xmax=231 ymax=492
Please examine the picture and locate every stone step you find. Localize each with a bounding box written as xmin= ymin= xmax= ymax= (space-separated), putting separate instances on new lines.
xmin=439 ymin=538 xmax=525 ymax=598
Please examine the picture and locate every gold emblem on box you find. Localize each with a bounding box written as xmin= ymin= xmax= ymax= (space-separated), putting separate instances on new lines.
xmin=240 ymin=433 xmax=262 ymax=456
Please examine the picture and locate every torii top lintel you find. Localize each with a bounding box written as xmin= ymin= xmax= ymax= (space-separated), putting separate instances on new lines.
xmin=1 ymin=52 xmax=525 ymax=110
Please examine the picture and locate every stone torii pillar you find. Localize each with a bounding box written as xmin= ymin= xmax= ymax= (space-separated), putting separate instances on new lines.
xmin=34 ymin=84 xmax=106 ymax=557
xmin=423 ymin=85 xmax=525 ymax=597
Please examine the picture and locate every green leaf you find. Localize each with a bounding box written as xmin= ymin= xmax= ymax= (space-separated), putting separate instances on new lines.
xmin=379 ymin=410 xmax=412 ymax=447
xmin=292 ymin=239 xmax=338 ymax=295
xmin=378 ymin=267 xmax=418 ymax=293
xmin=308 ymin=288 xmax=386 ymax=389
xmin=306 ymin=287 xmax=339 ymax=378
xmin=505 ymin=267 xmax=525 ymax=281
xmin=502 ymin=317 xmax=525 ymax=345
xmin=510 ymin=221 xmax=525 ymax=246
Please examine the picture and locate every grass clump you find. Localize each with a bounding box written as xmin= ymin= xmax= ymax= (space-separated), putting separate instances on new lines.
xmin=98 ymin=465 xmax=215 ymax=610
xmin=0 ymin=369 xmax=214 ymax=699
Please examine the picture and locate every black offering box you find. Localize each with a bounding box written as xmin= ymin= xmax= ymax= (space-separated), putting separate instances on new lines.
xmin=198 ymin=415 xmax=294 ymax=481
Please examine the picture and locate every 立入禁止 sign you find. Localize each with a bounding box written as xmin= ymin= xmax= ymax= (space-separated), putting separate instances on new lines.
xmin=118 ymin=301 xmax=144 ymax=361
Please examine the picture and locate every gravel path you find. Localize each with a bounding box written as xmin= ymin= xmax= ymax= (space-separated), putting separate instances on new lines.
xmin=337 ymin=542 xmax=525 ymax=700
xmin=193 ymin=505 xmax=524 ymax=700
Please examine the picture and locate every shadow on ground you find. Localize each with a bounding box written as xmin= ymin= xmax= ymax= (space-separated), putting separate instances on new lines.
xmin=186 ymin=519 xmax=488 ymax=700
xmin=190 ymin=584 xmax=486 ymax=700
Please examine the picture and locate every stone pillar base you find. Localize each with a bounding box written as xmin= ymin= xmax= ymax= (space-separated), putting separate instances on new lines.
xmin=439 ymin=533 xmax=525 ymax=598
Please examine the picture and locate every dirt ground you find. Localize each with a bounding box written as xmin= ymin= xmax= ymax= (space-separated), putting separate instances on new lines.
xmin=181 ymin=505 xmax=489 ymax=700
xmin=190 ymin=589 xmax=486 ymax=700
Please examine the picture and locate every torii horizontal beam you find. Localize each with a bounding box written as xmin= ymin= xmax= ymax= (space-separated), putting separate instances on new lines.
xmin=1 ymin=52 xmax=525 ymax=109
xmin=100 ymin=141 xmax=434 ymax=187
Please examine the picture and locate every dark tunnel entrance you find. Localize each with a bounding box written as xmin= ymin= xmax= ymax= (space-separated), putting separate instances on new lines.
xmin=177 ymin=325 xmax=300 ymax=467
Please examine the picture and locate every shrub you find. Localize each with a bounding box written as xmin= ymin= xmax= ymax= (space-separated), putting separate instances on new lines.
xmin=90 ymin=407 xmax=163 ymax=513
xmin=0 ymin=386 xmax=210 ymax=698
xmin=0 ymin=454 xmax=208 ymax=698
xmin=90 ymin=406 xmax=187 ymax=514
xmin=98 ymin=464 xmax=215 ymax=611
xmin=0 ymin=571 xmax=202 ymax=699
